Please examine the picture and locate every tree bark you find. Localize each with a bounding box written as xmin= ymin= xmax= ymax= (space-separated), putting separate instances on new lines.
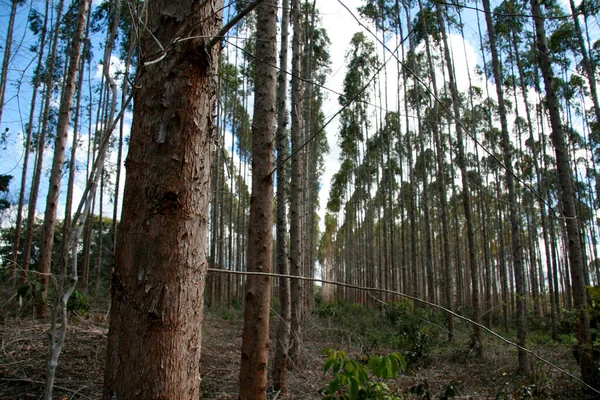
xmin=531 ymin=0 xmax=594 ymax=384
xmin=0 ymin=0 xmax=20 ymax=127
xmin=272 ymin=0 xmax=291 ymax=392
xmin=436 ymin=2 xmax=483 ymax=356
xmin=20 ymin=0 xmax=65 ymax=286
xmin=482 ymin=0 xmax=529 ymax=373
xmin=289 ymin=0 xmax=304 ymax=367
xmin=10 ymin=0 xmax=49 ymax=281
xmin=238 ymin=0 xmax=277 ymax=397
xmin=37 ymin=0 xmax=89 ymax=316
xmin=103 ymin=0 xmax=223 ymax=397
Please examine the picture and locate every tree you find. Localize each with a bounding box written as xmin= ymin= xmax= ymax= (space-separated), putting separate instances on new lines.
xmin=482 ymin=0 xmax=529 ymax=374
xmin=102 ymin=0 xmax=224 ymax=397
xmin=272 ymin=0 xmax=291 ymax=392
xmin=530 ymin=0 xmax=595 ymax=385
xmin=37 ymin=0 xmax=91 ymax=318
xmin=289 ymin=0 xmax=305 ymax=366
xmin=0 ymin=0 xmax=25 ymax=127
xmin=238 ymin=0 xmax=277 ymax=397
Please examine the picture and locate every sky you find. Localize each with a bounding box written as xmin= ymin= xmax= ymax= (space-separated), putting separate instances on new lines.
xmin=0 ymin=0 xmax=579 ymax=233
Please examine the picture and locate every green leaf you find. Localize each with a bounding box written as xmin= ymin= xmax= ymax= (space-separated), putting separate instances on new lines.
xmin=389 ymin=354 xmax=399 ymax=378
xmin=392 ymin=352 xmax=407 ymax=373
xmin=328 ymin=377 xmax=341 ymax=395
xmin=384 ymin=356 xmax=393 ymax=378
xmin=349 ymin=376 xmax=359 ymax=399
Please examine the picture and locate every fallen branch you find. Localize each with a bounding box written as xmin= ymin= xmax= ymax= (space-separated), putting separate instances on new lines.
xmin=207 ymin=268 xmax=600 ymax=395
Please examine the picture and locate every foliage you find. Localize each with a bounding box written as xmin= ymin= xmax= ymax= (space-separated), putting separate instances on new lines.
xmin=410 ymin=379 xmax=461 ymax=399
xmin=0 ymin=174 xmax=12 ymax=213
xmin=384 ymin=301 xmax=441 ymax=365
xmin=322 ymin=349 xmax=406 ymax=399
xmin=67 ymin=290 xmax=90 ymax=316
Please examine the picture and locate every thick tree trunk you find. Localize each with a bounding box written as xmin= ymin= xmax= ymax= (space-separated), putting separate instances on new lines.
xmin=531 ymin=0 xmax=595 ymax=384
xmin=103 ymin=0 xmax=223 ymax=397
xmin=238 ymin=0 xmax=277 ymax=397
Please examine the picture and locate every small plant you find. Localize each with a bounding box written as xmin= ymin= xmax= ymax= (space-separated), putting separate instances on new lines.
xmin=440 ymin=381 xmax=462 ymax=400
xmin=322 ymin=348 xmax=406 ymax=399
xmin=409 ymin=381 xmax=431 ymax=400
xmin=67 ymin=289 xmax=89 ymax=316
xmin=410 ymin=380 xmax=461 ymax=400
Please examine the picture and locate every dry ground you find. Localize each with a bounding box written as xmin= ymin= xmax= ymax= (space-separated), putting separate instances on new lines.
xmin=0 ymin=307 xmax=594 ymax=399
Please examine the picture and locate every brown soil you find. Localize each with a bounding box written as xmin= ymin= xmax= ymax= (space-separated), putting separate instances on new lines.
xmin=0 ymin=309 xmax=593 ymax=399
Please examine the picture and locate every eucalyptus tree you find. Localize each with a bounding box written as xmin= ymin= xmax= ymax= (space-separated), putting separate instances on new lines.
xmin=103 ymin=0 xmax=225 ymax=397
xmin=0 ymin=0 xmax=25 ymax=127
xmin=289 ymin=0 xmax=305 ymax=365
xmin=434 ymin=0 xmax=483 ymax=356
xmin=530 ymin=0 xmax=595 ymax=384
xmin=409 ymin=0 xmax=455 ymax=334
xmin=239 ymin=0 xmax=278 ymax=395
xmin=37 ymin=0 xmax=92 ymax=316
xmin=21 ymin=0 xmax=65 ymax=286
xmin=273 ymin=0 xmax=291 ymax=392
xmin=301 ymin=2 xmax=330 ymax=313
xmin=10 ymin=1 xmax=50 ymax=281
xmin=482 ymin=0 xmax=529 ymax=373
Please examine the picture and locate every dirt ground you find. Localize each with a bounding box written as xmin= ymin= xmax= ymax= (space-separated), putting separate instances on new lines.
xmin=0 ymin=308 xmax=594 ymax=399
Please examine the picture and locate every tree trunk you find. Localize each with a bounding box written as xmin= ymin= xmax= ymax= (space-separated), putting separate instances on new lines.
xmin=531 ymin=0 xmax=595 ymax=384
xmin=20 ymin=0 xmax=65 ymax=287
xmin=272 ymin=0 xmax=291 ymax=392
xmin=238 ymin=0 xmax=277 ymax=397
xmin=37 ymin=0 xmax=89 ymax=317
xmin=0 ymin=0 xmax=20 ymax=126
xmin=437 ymin=2 xmax=483 ymax=356
xmin=289 ymin=0 xmax=304 ymax=367
xmin=10 ymin=0 xmax=50 ymax=281
xmin=42 ymin=0 xmax=91 ymax=395
xmin=102 ymin=0 xmax=223 ymax=397
xmin=482 ymin=0 xmax=529 ymax=373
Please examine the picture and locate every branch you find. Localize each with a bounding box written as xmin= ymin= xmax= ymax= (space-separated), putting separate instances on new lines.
xmin=207 ymin=268 xmax=600 ymax=395
xmin=207 ymin=0 xmax=265 ymax=50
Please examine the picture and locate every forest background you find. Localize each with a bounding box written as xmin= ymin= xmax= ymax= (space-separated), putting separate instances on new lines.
xmin=1 ymin=0 xmax=600 ymax=398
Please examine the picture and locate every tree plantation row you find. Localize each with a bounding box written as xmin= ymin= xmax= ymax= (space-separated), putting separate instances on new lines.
xmin=1 ymin=0 xmax=600 ymax=398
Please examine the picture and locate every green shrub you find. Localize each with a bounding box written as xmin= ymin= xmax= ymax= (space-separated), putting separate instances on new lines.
xmin=322 ymin=349 xmax=406 ymax=399
xmin=67 ymin=289 xmax=90 ymax=316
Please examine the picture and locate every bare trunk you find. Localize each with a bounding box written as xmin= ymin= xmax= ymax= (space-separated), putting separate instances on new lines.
xmin=272 ymin=0 xmax=291 ymax=392
xmin=0 ymin=0 xmax=19 ymax=126
xmin=482 ymin=0 xmax=528 ymax=373
xmin=10 ymin=0 xmax=50 ymax=281
xmin=37 ymin=0 xmax=89 ymax=317
xmin=20 ymin=0 xmax=65 ymax=286
xmin=437 ymin=3 xmax=483 ymax=356
xmin=531 ymin=0 xmax=594 ymax=384
xmin=238 ymin=0 xmax=277 ymax=397
xmin=289 ymin=0 xmax=304 ymax=367
xmin=42 ymin=0 xmax=91 ymax=395
xmin=103 ymin=0 xmax=223 ymax=397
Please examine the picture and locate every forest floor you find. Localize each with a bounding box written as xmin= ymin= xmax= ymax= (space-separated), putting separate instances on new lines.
xmin=0 ymin=300 xmax=595 ymax=399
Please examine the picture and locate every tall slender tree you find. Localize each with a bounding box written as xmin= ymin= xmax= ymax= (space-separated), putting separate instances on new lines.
xmin=238 ymin=0 xmax=277 ymax=396
xmin=482 ymin=0 xmax=529 ymax=373
xmin=530 ymin=0 xmax=595 ymax=384
xmin=273 ymin=0 xmax=291 ymax=392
